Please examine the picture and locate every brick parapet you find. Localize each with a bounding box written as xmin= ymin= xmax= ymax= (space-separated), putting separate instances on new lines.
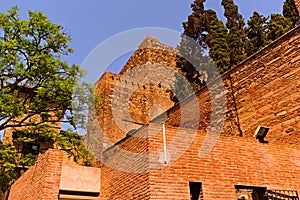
xmin=8 ymin=149 xmax=63 ymax=200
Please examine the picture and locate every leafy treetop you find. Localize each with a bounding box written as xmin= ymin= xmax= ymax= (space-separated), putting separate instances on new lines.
xmin=0 ymin=6 xmax=90 ymax=132
xmin=0 ymin=6 xmax=95 ymax=195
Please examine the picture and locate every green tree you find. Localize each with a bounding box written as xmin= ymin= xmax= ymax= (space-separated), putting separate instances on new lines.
xmin=221 ymin=0 xmax=247 ymax=66
xmin=0 ymin=145 xmax=18 ymax=195
xmin=245 ymin=11 xmax=269 ymax=56
xmin=56 ymin=130 xmax=93 ymax=166
xmin=204 ymin=9 xmax=230 ymax=73
xmin=182 ymin=0 xmax=208 ymax=49
xmin=175 ymin=0 xmax=209 ymax=94
xmin=178 ymin=0 xmax=230 ymax=89
xmin=283 ymin=0 xmax=300 ymax=27
xmin=0 ymin=6 xmax=94 ymax=194
xmin=0 ymin=6 xmax=90 ymax=132
xmin=267 ymin=14 xmax=292 ymax=41
xmin=0 ymin=129 xmax=93 ymax=195
xmin=175 ymin=0 xmax=231 ymax=97
xmin=176 ymin=34 xmax=208 ymax=94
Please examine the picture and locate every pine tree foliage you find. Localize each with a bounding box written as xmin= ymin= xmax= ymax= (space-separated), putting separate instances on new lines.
xmin=221 ymin=0 xmax=247 ymax=66
xmin=267 ymin=14 xmax=292 ymax=41
xmin=245 ymin=11 xmax=269 ymax=56
xmin=203 ymin=9 xmax=230 ymax=73
xmin=283 ymin=0 xmax=300 ymax=26
xmin=175 ymin=0 xmax=209 ymax=95
xmin=177 ymin=0 xmax=299 ymax=94
xmin=182 ymin=0 xmax=208 ymax=49
xmin=176 ymin=34 xmax=208 ymax=94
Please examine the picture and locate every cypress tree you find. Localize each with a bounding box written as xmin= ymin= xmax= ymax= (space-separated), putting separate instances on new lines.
xmin=221 ymin=0 xmax=247 ymax=67
xmin=176 ymin=0 xmax=209 ymax=94
xmin=204 ymin=9 xmax=230 ymax=73
xmin=176 ymin=34 xmax=208 ymax=93
xmin=246 ymin=11 xmax=269 ymax=56
xmin=182 ymin=0 xmax=208 ymax=48
xmin=283 ymin=0 xmax=300 ymax=27
xmin=267 ymin=14 xmax=292 ymax=41
xmin=176 ymin=0 xmax=231 ymax=95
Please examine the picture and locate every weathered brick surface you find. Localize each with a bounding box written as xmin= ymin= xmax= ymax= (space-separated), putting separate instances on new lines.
xmin=100 ymin=126 xmax=150 ymax=200
xmin=164 ymin=25 xmax=300 ymax=145
xmin=120 ymin=36 xmax=177 ymax=75
xmin=225 ymin=25 xmax=300 ymax=144
xmin=147 ymin=126 xmax=300 ymax=199
xmin=86 ymin=37 xmax=177 ymax=159
xmin=100 ymin=25 xmax=300 ymax=199
xmin=8 ymin=149 xmax=63 ymax=200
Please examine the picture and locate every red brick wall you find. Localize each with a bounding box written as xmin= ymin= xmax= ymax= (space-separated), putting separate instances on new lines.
xmin=92 ymin=71 xmax=174 ymax=150
xmin=99 ymin=26 xmax=300 ymax=199
xmin=86 ymin=37 xmax=177 ymax=159
xmin=100 ymin=126 xmax=150 ymax=200
xmin=148 ymin=126 xmax=300 ymax=199
xmin=8 ymin=149 xmax=63 ymax=200
xmin=165 ymin=25 xmax=300 ymax=145
xmin=119 ymin=36 xmax=177 ymax=75
xmin=225 ymin=25 xmax=300 ymax=143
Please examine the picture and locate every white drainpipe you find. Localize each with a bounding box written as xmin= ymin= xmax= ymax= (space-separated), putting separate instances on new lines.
xmin=162 ymin=123 xmax=167 ymax=164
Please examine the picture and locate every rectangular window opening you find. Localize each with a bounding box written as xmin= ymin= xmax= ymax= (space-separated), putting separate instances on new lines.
xmin=235 ymin=185 xmax=266 ymax=200
xmin=189 ymin=182 xmax=203 ymax=200
xmin=235 ymin=185 xmax=299 ymax=200
xmin=58 ymin=190 xmax=100 ymax=200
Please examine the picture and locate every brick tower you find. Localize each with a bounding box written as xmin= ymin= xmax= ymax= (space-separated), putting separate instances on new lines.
xmin=86 ymin=36 xmax=178 ymax=159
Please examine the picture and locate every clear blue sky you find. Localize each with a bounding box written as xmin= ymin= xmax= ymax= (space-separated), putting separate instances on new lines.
xmin=0 ymin=0 xmax=285 ymax=139
xmin=0 ymin=0 xmax=284 ymax=84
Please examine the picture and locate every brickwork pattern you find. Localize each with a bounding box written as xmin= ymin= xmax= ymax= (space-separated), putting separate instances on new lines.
xmin=148 ymin=126 xmax=300 ymax=200
xmin=100 ymin=126 xmax=150 ymax=199
xmin=120 ymin=36 xmax=177 ymax=75
xmin=8 ymin=149 xmax=63 ymax=200
xmin=164 ymin=25 xmax=300 ymax=144
xmin=87 ymin=37 xmax=177 ymax=156
xmin=100 ymin=25 xmax=300 ymax=199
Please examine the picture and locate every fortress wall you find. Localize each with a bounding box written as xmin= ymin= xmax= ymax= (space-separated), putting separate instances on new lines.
xmin=147 ymin=125 xmax=300 ymax=199
xmin=100 ymin=25 xmax=300 ymax=199
xmin=8 ymin=149 xmax=63 ymax=200
xmin=100 ymin=126 xmax=150 ymax=200
xmin=87 ymin=37 xmax=177 ymax=155
xmin=165 ymin=25 xmax=300 ymax=145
